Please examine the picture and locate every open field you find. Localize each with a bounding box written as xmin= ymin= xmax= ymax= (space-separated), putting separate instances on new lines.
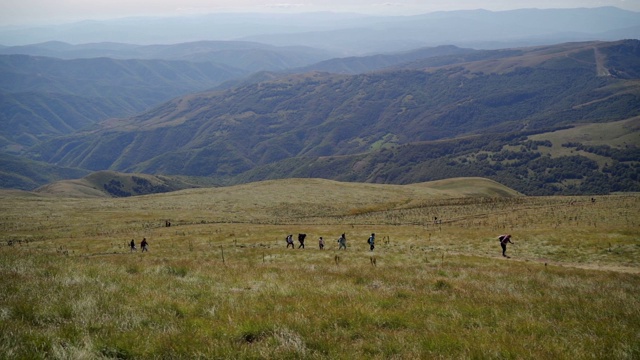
xmin=1 ymin=178 xmax=639 ymax=359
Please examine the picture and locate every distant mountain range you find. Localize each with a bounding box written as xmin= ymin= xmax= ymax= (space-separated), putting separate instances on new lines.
xmin=0 ymin=41 xmax=334 ymax=72
xmin=16 ymin=39 xmax=639 ymax=196
xmin=242 ymin=7 xmax=640 ymax=54
xmin=1 ymin=7 xmax=639 ymax=53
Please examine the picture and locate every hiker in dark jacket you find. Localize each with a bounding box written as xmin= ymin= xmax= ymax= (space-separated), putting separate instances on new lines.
xmin=298 ymin=233 xmax=306 ymax=249
xmin=498 ymin=234 xmax=514 ymax=258
xmin=337 ymin=233 xmax=347 ymax=250
xmin=368 ymin=233 xmax=375 ymax=251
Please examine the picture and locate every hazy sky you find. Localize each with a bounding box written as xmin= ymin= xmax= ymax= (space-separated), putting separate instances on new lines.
xmin=1 ymin=0 xmax=638 ymax=26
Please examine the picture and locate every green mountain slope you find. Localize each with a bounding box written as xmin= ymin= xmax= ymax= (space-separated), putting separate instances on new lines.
xmin=1 ymin=91 xmax=140 ymax=149
xmin=234 ymin=118 xmax=640 ymax=195
xmin=0 ymin=54 xmax=247 ymax=151
xmin=21 ymin=40 xmax=640 ymax=195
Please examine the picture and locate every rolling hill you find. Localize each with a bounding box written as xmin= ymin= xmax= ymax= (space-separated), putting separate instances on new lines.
xmin=33 ymin=170 xmax=204 ymax=198
xmin=34 ymin=174 xmax=521 ymax=201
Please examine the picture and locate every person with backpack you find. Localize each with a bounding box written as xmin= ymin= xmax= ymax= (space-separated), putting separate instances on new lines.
xmin=286 ymin=234 xmax=294 ymax=249
xmin=337 ymin=233 xmax=347 ymax=250
xmin=141 ymin=238 xmax=149 ymax=252
xmin=498 ymin=234 xmax=514 ymax=258
xmin=298 ymin=233 xmax=306 ymax=249
xmin=367 ymin=233 xmax=375 ymax=251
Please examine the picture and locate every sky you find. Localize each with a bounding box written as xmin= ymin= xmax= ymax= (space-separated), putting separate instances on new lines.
xmin=1 ymin=0 xmax=638 ymax=26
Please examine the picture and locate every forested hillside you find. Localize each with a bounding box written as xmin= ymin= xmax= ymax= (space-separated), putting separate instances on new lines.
xmin=234 ymin=119 xmax=640 ymax=195
xmin=3 ymin=40 xmax=639 ymax=195
xmin=24 ymin=40 xmax=640 ymax=195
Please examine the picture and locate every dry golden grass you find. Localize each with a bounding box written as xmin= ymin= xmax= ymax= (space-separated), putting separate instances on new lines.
xmin=1 ymin=178 xmax=639 ymax=358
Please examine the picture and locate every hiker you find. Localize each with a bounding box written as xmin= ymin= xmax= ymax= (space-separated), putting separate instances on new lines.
xmin=498 ymin=234 xmax=514 ymax=258
xmin=337 ymin=233 xmax=347 ymax=250
xmin=286 ymin=234 xmax=294 ymax=249
xmin=368 ymin=233 xmax=375 ymax=251
xmin=319 ymin=236 xmax=325 ymax=250
xmin=141 ymin=238 xmax=148 ymax=252
xmin=298 ymin=233 xmax=307 ymax=249
xmin=130 ymin=239 xmax=136 ymax=252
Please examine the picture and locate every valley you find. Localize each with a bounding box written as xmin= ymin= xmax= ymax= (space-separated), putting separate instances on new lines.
xmin=2 ymin=39 xmax=637 ymax=195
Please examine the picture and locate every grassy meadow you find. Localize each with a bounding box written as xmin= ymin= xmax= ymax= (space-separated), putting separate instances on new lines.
xmin=1 ymin=178 xmax=639 ymax=359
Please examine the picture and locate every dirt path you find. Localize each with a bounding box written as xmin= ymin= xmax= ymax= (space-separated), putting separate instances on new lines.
xmin=594 ymin=47 xmax=611 ymax=77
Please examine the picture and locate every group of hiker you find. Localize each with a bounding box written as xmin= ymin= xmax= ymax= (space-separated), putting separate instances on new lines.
xmin=126 ymin=231 xmax=514 ymax=258
xmin=127 ymin=220 xmax=171 ymax=253
xmin=284 ymin=233 xmax=376 ymax=251
xmin=129 ymin=238 xmax=149 ymax=252
xmin=283 ymin=232 xmax=515 ymax=257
